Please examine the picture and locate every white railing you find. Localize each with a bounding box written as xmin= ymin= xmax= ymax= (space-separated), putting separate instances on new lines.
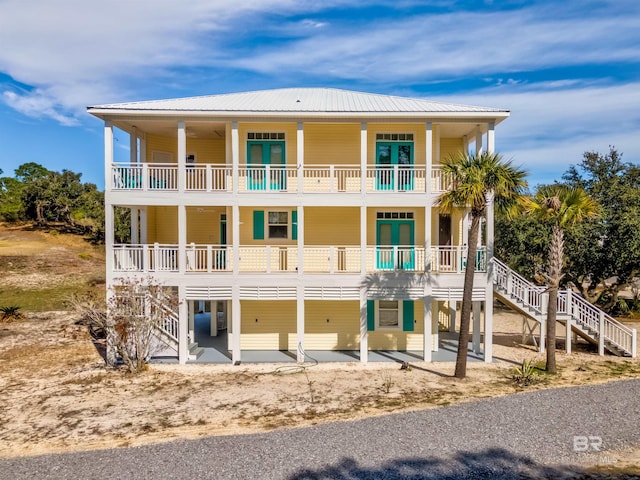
xmin=185 ymin=244 xmax=232 ymax=272
xmin=430 ymin=246 xmax=487 ymax=273
xmin=238 ymin=165 xmax=299 ymax=193
xmin=238 ymin=246 xmax=298 ymax=272
xmin=303 ymin=165 xmax=361 ymax=193
xmin=303 ymin=246 xmax=361 ymax=273
xmin=113 ymin=244 xmax=178 ymax=272
xmin=493 ymin=258 xmax=637 ymax=357
xmin=431 ymin=166 xmax=454 ymax=193
xmin=185 ymin=165 xmax=232 ymax=191
xmin=365 ymin=166 xmax=426 ymax=193
xmin=149 ymin=293 xmax=179 ymax=342
xmin=112 ymin=163 xmax=178 ymax=190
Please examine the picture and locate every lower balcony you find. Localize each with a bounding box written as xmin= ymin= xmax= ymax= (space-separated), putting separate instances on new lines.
xmin=112 ymin=244 xmax=486 ymax=274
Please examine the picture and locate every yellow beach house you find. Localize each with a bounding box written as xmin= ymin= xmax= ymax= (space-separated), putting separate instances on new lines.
xmin=88 ymin=88 xmax=636 ymax=364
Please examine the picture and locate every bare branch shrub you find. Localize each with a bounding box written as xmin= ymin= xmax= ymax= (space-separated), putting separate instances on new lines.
xmin=72 ymin=277 xmax=178 ymax=373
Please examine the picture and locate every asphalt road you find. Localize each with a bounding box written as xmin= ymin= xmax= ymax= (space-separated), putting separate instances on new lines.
xmin=2 ymin=379 xmax=640 ymax=479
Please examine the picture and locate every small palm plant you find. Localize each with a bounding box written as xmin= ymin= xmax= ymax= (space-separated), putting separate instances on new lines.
xmin=0 ymin=305 xmax=23 ymax=322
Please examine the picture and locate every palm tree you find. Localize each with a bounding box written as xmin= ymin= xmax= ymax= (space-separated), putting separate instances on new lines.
xmin=439 ymin=151 xmax=527 ymax=379
xmin=525 ymin=185 xmax=599 ymax=373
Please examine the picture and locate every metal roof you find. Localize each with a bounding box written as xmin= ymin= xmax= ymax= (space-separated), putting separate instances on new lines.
xmin=87 ymin=88 xmax=507 ymax=115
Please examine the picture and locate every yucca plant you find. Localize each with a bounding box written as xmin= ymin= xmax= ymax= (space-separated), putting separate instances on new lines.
xmin=0 ymin=305 xmax=23 ymax=322
xmin=512 ymin=359 xmax=539 ymax=387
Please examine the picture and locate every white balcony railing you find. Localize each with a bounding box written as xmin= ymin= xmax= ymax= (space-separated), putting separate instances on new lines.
xmin=113 ymin=244 xmax=485 ymax=274
xmin=110 ymin=163 xmax=454 ymax=194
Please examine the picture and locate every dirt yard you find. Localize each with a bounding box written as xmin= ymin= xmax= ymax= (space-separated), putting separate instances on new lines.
xmin=1 ymin=223 xmax=639 ymax=473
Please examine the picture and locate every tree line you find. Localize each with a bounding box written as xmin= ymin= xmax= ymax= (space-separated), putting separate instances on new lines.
xmin=0 ymin=162 xmax=129 ymax=243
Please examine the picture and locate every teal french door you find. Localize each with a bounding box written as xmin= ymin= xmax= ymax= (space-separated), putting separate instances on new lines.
xmin=376 ymin=220 xmax=415 ymax=270
xmin=247 ymin=141 xmax=285 ymax=190
xmin=375 ymin=142 xmax=414 ymax=191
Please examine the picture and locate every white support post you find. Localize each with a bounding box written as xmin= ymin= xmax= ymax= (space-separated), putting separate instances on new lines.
xmin=432 ymin=301 xmax=439 ymax=351
xmin=423 ymin=293 xmax=433 ymax=361
xmin=449 ymin=300 xmax=457 ymax=333
xmin=232 ymin=204 xmax=240 ymax=275
xmin=434 ymin=124 xmax=440 ymax=165
xmin=297 ymin=122 xmax=304 ymax=194
xmin=565 ymin=289 xmax=573 ymax=354
xmin=188 ymin=300 xmax=195 ymax=345
xmin=129 ymin=127 xmax=138 ymax=163
xmin=104 ymin=121 xmax=114 ymax=192
xmin=475 ymin=130 xmax=483 ymax=155
xmin=297 ymin=286 xmax=305 ymax=363
xmin=360 ymin=122 xmax=367 ymax=194
xmin=632 ymin=329 xmax=637 ymax=358
xmin=360 ymin=205 xmax=367 ymax=275
xmin=463 ymin=135 xmax=469 ymax=156
xmin=598 ymin=310 xmax=605 ymax=356
xmin=297 ymin=206 xmax=304 ymax=275
xmin=359 ymin=288 xmax=368 ymax=363
xmin=105 ymin=203 xmax=114 ymax=279
xmin=139 ymin=133 xmax=146 ymax=164
xmin=472 ymin=301 xmax=481 ymax=353
xmin=484 ymin=191 xmax=494 ymax=363
xmin=177 ymin=121 xmax=186 ymax=193
xmin=425 ymin=122 xmax=433 ymax=271
xmin=231 ymin=121 xmax=239 ymax=193
xmin=487 ymin=122 xmax=495 ymax=154
xmin=178 ymin=205 xmax=186 ymax=274
xmin=232 ymin=285 xmax=241 ymax=364
xmin=210 ymin=301 xmax=218 ymax=337
xmin=140 ymin=207 xmax=148 ymax=243
xmin=178 ymin=285 xmax=188 ymax=364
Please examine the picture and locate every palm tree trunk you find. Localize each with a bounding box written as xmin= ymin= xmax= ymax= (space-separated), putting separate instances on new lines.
xmin=545 ymin=225 xmax=564 ymax=373
xmin=454 ymin=214 xmax=480 ymax=379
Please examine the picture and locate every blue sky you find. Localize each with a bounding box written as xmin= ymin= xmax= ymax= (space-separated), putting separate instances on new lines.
xmin=1 ymin=0 xmax=639 ymax=189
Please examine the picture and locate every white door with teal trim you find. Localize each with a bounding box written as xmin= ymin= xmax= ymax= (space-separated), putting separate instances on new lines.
xmin=376 ymin=218 xmax=415 ymax=270
xmin=247 ymin=141 xmax=285 ymax=190
xmin=375 ymin=142 xmax=414 ymax=191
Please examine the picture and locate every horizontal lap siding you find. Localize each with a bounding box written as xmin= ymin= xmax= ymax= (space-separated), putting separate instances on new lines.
xmin=186 ymin=137 xmax=226 ymax=164
xmin=241 ymin=301 xmax=296 ymax=350
xmin=304 ymin=124 xmax=360 ymax=165
xmin=238 ymin=122 xmax=298 ymax=165
xmin=186 ymin=207 xmax=224 ymax=244
xmin=305 ymin=301 xmax=360 ymax=350
xmin=439 ymin=138 xmax=464 ymax=163
xmin=367 ymin=124 xmax=427 ymax=166
xmin=146 ymin=134 xmax=177 ymax=163
xmin=305 ymin=207 xmax=360 ymax=245
xmin=367 ymin=208 xmax=425 ymax=246
xmin=147 ymin=206 xmax=178 ymax=244
xmin=239 ymin=207 xmax=297 ymax=245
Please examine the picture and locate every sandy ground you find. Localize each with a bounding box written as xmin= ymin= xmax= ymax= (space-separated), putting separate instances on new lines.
xmin=1 ymin=307 xmax=640 ymax=473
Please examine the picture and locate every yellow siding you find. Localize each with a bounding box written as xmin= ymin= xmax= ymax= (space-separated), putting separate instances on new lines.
xmin=238 ymin=123 xmax=298 ymax=165
xmin=146 ymin=134 xmax=177 ymax=163
xmin=439 ymin=137 xmax=464 ymax=163
xmin=240 ymin=301 xmax=296 ymax=350
xmin=367 ymin=124 xmax=427 ymax=166
xmin=305 ymin=301 xmax=360 ymax=350
xmin=304 ymin=123 xmax=361 ymax=165
xmin=305 ymin=207 xmax=359 ymax=245
xmin=186 ymin=137 xmax=226 ymax=164
xmin=146 ymin=206 xmax=177 ymax=243
xmin=367 ymin=208 xmax=425 ymax=245
xmin=186 ymin=207 xmax=225 ymax=244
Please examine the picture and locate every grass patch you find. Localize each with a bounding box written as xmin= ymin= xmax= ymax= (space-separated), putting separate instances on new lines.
xmin=0 ymin=283 xmax=103 ymax=311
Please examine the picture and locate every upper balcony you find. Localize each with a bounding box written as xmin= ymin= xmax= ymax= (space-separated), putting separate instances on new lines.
xmin=111 ymin=163 xmax=454 ymax=194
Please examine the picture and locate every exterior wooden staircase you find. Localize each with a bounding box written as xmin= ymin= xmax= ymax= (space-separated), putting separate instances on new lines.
xmin=493 ymin=258 xmax=637 ymax=357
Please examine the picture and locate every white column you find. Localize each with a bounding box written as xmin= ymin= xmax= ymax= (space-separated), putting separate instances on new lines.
xmin=475 ymin=130 xmax=483 ymax=155
xmin=210 ymin=300 xmax=218 ymax=337
xmin=297 ymin=122 xmax=304 ymax=194
xmin=484 ymin=191 xmax=495 ymax=363
xmin=598 ymin=310 xmax=605 ymax=356
xmin=359 ymin=288 xmax=368 ymax=363
xmin=449 ymin=300 xmax=457 ymax=332
xmin=104 ymin=121 xmax=114 ymax=192
xmin=232 ymin=204 xmax=240 ymax=274
xmin=178 ymin=285 xmax=188 ymax=364
xmin=360 ymin=122 xmax=367 ymax=193
xmin=231 ymin=121 xmax=239 ymax=193
xmin=178 ymin=205 xmax=186 ymax=274
xmin=139 ymin=133 xmax=146 ymax=164
xmin=472 ymin=301 xmax=481 ymax=353
xmin=188 ymin=300 xmax=195 ymax=344
xmin=565 ymin=289 xmax=572 ymax=354
xmin=463 ymin=135 xmax=469 ymax=156
xmin=232 ymin=285 xmax=241 ymax=364
xmin=360 ymin=206 xmax=367 ymax=274
xmin=486 ymin=122 xmax=495 ymax=154
xmin=130 ymin=208 xmax=139 ymax=244
xmin=423 ymin=293 xmax=432 ymax=361
xmin=425 ymin=122 xmax=433 ymax=271
xmin=297 ymin=205 xmax=304 ymax=274
xmin=297 ymin=286 xmax=305 ymax=363
xmin=105 ymin=203 xmax=114 ymax=279
xmin=140 ymin=207 xmax=148 ymax=243
xmin=177 ymin=121 xmax=186 ymax=193
xmin=432 ymin=301 xmax=439 ymax=351
xmin=129 ymin=127 xmax=138 ymax=163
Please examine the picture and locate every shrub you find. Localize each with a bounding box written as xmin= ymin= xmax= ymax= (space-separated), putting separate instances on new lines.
xmin=512 ymin=359 xmax=539 ymax=387
xmin=0 ymin=305 xmax=23 ymax=322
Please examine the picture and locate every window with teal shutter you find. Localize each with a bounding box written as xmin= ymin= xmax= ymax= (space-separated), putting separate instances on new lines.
xmin=367 ymin=300 xmax=375 ymax=331
xmin=402 ymin=300 xmax=414 ymax=332
xmin=291 ymin=210 xmax=297 ymax=240
xmin=253 ymin=210 xmax=264 ymax=240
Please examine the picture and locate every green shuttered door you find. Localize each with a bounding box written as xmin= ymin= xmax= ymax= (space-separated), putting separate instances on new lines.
xmin=253 ymin=210 xmax=264 ymax=240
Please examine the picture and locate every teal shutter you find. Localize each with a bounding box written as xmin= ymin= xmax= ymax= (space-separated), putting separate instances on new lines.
xmin=253 ymin=210 xmax=264 ymax=240
xmin=367 ymin=300 xmax=375 ymax=331
xmin=402 ymin=300 xmax=414 ymax=332
xmin=291 ymin=210 xmax=297 ymax=240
